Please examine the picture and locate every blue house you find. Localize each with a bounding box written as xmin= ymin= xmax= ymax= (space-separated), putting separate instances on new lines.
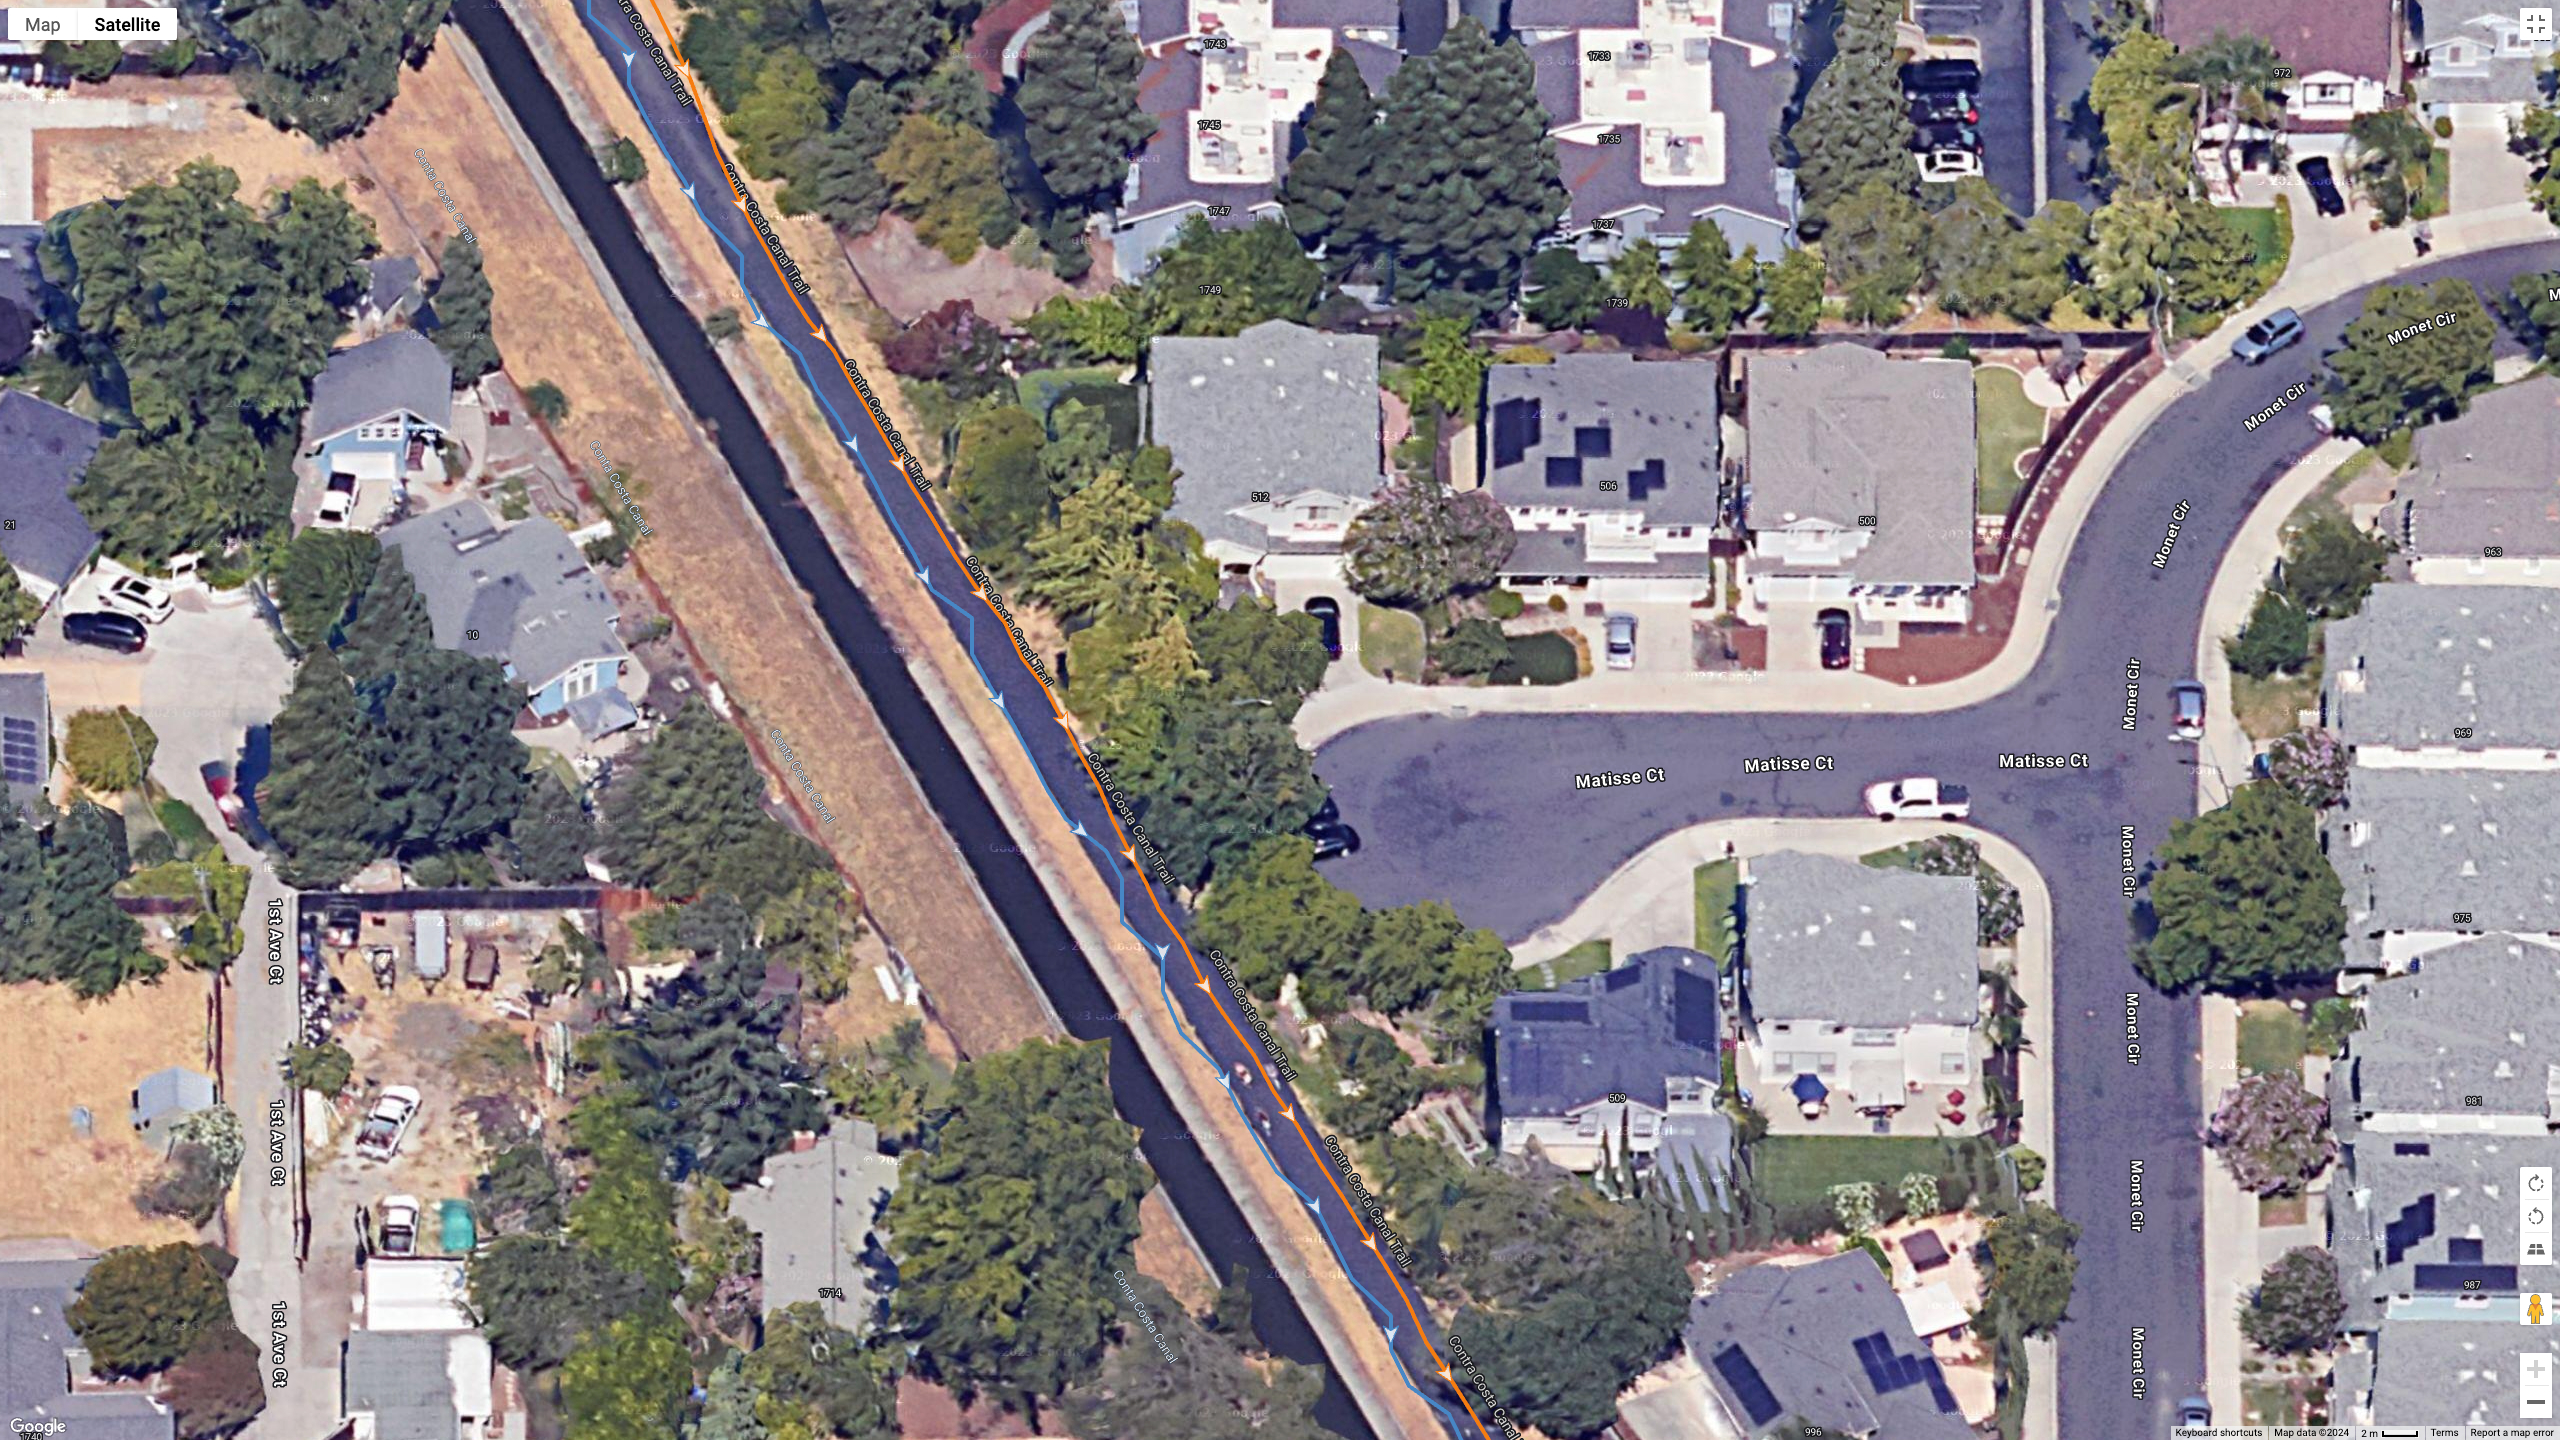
xmin=304 ymin=330 xmax=453 ymax=487
xmin=380 ymin=500 xmax=638 ymax=740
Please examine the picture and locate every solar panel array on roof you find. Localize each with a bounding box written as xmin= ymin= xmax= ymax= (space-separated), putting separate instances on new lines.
xmin=1544 ymin=455 xmax=1583 ymax=488
xmin=1492 ymin=397 xmax=1541 ymax=468
xmin=1627 ymin=456 xmax=1666 ymax=502
xmin=1602 ymin=965 xmax=1644 ymax=993
xmin=1508 ymin=998 xmax=1590 ymax=1023
xmin=2384 ymin=1193 xmax=2436 ymax=1267
xmin=2413 ymin=1262 xmax=2518 ymax=1292
xmin=0 ymin=716 xmax=37 ymax=786
xmin=1573 ymin=425 xmax=1612 ymax=459
xmin=2450 ymin=1237 xmax=2484 ymax=1263
xmin=1672 ymin=970 xmax=1719 ymax=1047
xmin=1852 ymin=1330 xmax=1959 ymax=1412
xmin=1710 ymin=1344 xmax=1783 ymax=1427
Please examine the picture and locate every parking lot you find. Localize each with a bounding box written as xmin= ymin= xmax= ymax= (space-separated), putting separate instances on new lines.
xmin=1910 ymin=0 xmax=2036 ymax=212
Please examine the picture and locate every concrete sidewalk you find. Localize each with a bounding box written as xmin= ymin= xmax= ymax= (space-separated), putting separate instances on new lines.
xmin=1296 ymin=203 xmax=2560 ymax=750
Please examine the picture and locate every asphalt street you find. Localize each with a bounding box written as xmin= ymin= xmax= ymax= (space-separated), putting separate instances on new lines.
xmin=1315 ymin=244 xmax=2560 ymax=1436
xmin=1913 ymin=0 xmax=2036 ymax=214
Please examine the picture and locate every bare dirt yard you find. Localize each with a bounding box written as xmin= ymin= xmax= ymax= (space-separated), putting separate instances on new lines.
xmin=0 ymin=976 xmax=216 ymax=1250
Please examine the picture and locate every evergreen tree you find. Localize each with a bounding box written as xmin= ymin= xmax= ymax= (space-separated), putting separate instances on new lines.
xmin=1786 ymin=0 xmax=1914 ymax=229
xmin=724 ymin=50 xmax=828 ymax=181
xmin=2139 ymin=785 xmax=2345 ymax=993
xmin=1823 ymin=177 xmax=1929 ymax=324
xmin=229 ymin=0 xmax=449 ymax=141
xmin=1277 ymin=48 xmax=1381 ymax=270
xmin=820 ymin=0 xmax=967 ymax=84
xmin=1607 ymin=239 xmax=1675 ymax=317
xmin=1135 ymin=217 xmax=1327 ymax=337
xmin=262 ymin=650 xmax=381 ymax=886
xmin=880 ymin=113 xmax=1016 ymax=262
xmin=1364 ymin=21 xmax=1565 ymax=316
xmin=889 ymin=1040 xmax=1152 ymax=1410
xmin=1761 ymin=246 xmax=1825 ymax=337
xmin=2087 ymin=30 xmax=2194 ymax=201
xmin=509 ymin=779 xmax=595 ymax=884
xmin=0 ymin=561 xmax=39 ymax=647
xmin=337 ymin=549 xmax=433 ymax=685
xmin=2083 ymin=195 xmax=2180 ymax=325
xmin=2169 ymin=200 xmax=2258 ymax=316
xmin=1062 ymin=1275 xmax=1331 ymax=1439
xmin=430 ymin=235 xmax=498 ymax=378
xmin=44 ymin=801 xmax=156 ymax=997
xmin=0 ymin=803 xmax=44 ymax=983
xmin=1672 ymin=223 xmax=1759 ymax=340
xmin=64 ymin=1244 xmax=232 ymax=1377
xmin=1017 ymin=0 xmax=1152 ymax=213
xmin=603 ymin=702 xmax=828 ymax=908
xmin=1027 ymin=467 xmax=1150 ymax=619
xmin=2002 ymin=201 xmax=2089 ymax=321
xmin=1523 ymin=247 xmax=1604 ymax=330
xmin=272 ymin=529 xmax=381 ymax=651
xmin=612 ymin=947 xmax=823 ymax=1184
xmin=2325 ymin=279 xmax=2497 ymax=441
xmin=779 ymin=81 xmax=902 ymax=234
xmin=1343 ymin=474 xmax=1516 ymax=609
xmin=1926 ymin=178 xmax=2020 ymax=317
xmin=367 ymin=647 xmax=527 ymax=858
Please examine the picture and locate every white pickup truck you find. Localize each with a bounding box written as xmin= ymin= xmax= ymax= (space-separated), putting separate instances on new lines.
xmin=1863 ymin=776 xmax=1972 ymax=820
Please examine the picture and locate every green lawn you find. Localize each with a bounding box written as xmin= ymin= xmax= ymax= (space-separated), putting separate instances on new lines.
xmin=154 ymin=796 xmax=218 ymax=859
xmin=1358 ymin=604 xmax=1425 ymax=680
xmin=1974 ymin=366 xmax=2047 ymax=519
xmin=2243 ymin=1379 xmax=2299 ymax=1427
xmin=2233 ymin=665 xmax=2321 ymax=745
xmin=2237 ymin=1000 xmax=2308 ymax=1078
xmin=1492 ymin=631 xmax=1580 ymax=685
xmin=2415 ymin=149 xmax=2452 ymax=221
xmin=1520 ymin=939 xmax=1613 ymax=990
xmin=1694 ymin=858 xmax=1739 ymax=963
xmin=2221 ymin=204 xmax=2290 ymax=274
xmin=1753 ymin=1135 xmax=1982 ymax=1216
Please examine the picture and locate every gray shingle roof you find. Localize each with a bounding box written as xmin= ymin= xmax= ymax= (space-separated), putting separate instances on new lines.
xmin=0 ymin=224 xmax=46 ymax=319
xmin=1744 ymin=347 xmax=1978 ymax=587
xmin=1543 ymin=37 xmax=1799 ymax=243
xmin=2332 ymin=1130 xmax=2560 ymax=1329
xmin=2356 ymin=1321 xmax=2547 ymax=1425
xmin=0 ymin=1258 xmax=173 ymax=1440
xmin=2322 ymin=585 xmax=2560 ymax=752
xmin=364 ymin=256 xmax=422 ymax=318
xmin=342 ymin=1332 xmax=463 ymax=1440
xmin=2410 ymin=376 xmax=2560 ymax=489
xmin=1483 ymin=355 xmax=1720 ymax=526
xmin=2330 ymin=768 xmax=2560 ymax=956
xmin=2337 ymin=934 xmax=2560 ymax=1121
xmin=731 ymin=1119 xmax=901 ymax=1334
xmin=2397 ymin=482 xmax=2560 ymax=560
xmin=379 ymin=500 xmax=628 ymax=697
xmin=1685 ymin=1253 xmax=1974 ymax=1440
xmin=0 ymin=390 xmax=101 ymax=594
xmin=1501 ymin=526 xmax=1716 ymax=580
xmin=1491 ymin=946 xmax=1722 ymax=1120
xmin=306 ymin=331 xmax=454 ymax=445
xmin=1742 ymin=851 xmax=1977 ymax=1030
xmin=1147 ymin=321 xmax=1384 ymax=553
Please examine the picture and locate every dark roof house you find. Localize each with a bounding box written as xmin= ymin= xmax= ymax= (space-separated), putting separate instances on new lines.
xmin=1492 ymin=946 xmax=1722 ymax=1122
xmin=2328 ymin=1129 xmax=2560 ymax=1329
xmin=0 ymin=1258 xmax=174 ymax=1440
xmin=306 ymin=331 xmax=455 ymax=445
xmin=0 ymin=391 xmax=102 ymax=600
xmin=1483 ymin=354 xmax=1720 ymax=524
xmin=731 ymin=1118 xmax=902 ymax=1334
xmin=1686 ymin=1252 xmax=1974 ymax=1439
xmin=379 ymin=500 xmax=631 ymax=726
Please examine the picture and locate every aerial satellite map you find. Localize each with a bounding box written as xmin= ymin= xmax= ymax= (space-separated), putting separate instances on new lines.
xmin=0 ymin=0 xmax=2555 ymax=1435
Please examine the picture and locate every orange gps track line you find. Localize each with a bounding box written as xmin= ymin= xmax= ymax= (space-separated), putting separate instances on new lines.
xmin=616 ymin=6 xmax=1495 ymax=1433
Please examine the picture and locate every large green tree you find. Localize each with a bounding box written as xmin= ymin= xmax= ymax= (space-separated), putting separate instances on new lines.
xmin=66 ymin=1244 xmax=233 ymax=1377
xmin=509 ymin=778 xmax=596 ymax=885
xmin=0 ymin=804 xmax=46 ymax=983
xmin=431 ymin=235 xmax=499 ymax=379
xmin=819 ymin=0 xmax=973 ymax=85
xmin=1189 ymin=601 xmax=1328 ymax=718
xmin=1362 ymin=20 xmax=1564 ymax=316
xmin=1823 ymin=178 xmax=1929 ymax=324
xmin=261 ymin=650 xmax=382 ymax=886
xmin=1524 ymin=248 xmax=1605 ymax=331
xmin=272 ymin=529 xmax=382 ymax=651
xmin=1278 ymin=48 xmax=1381 ymax=270
xmin=1761 ymin=246 xmax=1826 ymax=337
xmin=2138 ymin=783 xmax=2344 ymax=992
xmin=1097 ymin=691 xmax=1322 ymax=886
xmin=947 ymin=406 xmax=1051 ymax=577
xmin=602 ymin=702 xmax=829 ymax=911
xmin=44 ymin=800 xmax=156 ymax=997
xmin=1786 ymin=0 xmax=1914 ymax=228
xmin=1017 ymin=0 xmax=1151 ymax=214
xmin=560 ymin=1316 xmax=692 ymax=1440
xmin=725 ymin=50 xmax=830 ymax=181
xmin=229 ymin=0 xmax=450 ymax=141
xmin=1343 ymin=476 xmax=1515 ymax=610
xmin=2002 ymin=201 xmax=2090 ymax=320
xmin=2169 ymin=200 xmax=2260 ymax=316
xmin=778 ymin=82 xmax=904 ymax=235
xmin=1135 ymin=218 xmax=1327 ymax=337
xmin=2280 ymin=509 xmax=2393 ymax=620
xmin=889 ymin=1039 xmax=1152 ymax=1412
xmin=2326 ymin=278 xmax=2496 ymax=440
xmin=366 ymin=647 xmax=526 ymax=858
xmin=2242 ymin=1247 xmax=2344 ymax=1354
xmin=1062 ymin=1275 xmax=1331 ymax=1439
xmin=2087 ymin=30 xmax=2194 ymax=200
xmin=466 ymin=1235 xmax=663 ymax=1372
xmin=880 ymin=113 xmax=1016 ymax=262
xmin=1436 ymin=1159 xmax=1689 ymax=1436
xmin=2082 ymin=195 xmax=2181 ymax=325
xmin=51 ymin=165 xmax=370 ymax=559
xmin=744 ymin=1305 xmax=900 ymax=1440
xmin=612 ymin=947 xmax=824 ymax=1185
xmin=1927 ymin=179 xmax=2020 ymax=317
xmin=2346 ymin=109 xmax=2436 ymax=227
xmin=1191 ymin=835 xmax=1369 ymax=1000
xmin=1981 ymin=1203 xmax=2080 ymax=1337
xmin=1672 ymin=222 xmax=1760 ymax=340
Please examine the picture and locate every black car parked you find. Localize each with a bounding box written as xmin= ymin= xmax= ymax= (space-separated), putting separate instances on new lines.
xmin=1304 ymin=596 xmax=1343 ymax=660
xmin=1818 ymin=609 xmax=1853 ymax=670
xmin=62 ymin=610 xmax=146 ymax=654
xmin=2296 ymin=156 xmax=2347 ymax=217
xmin=1900 ymin=58 xmax=1981 ymax=94
xmin=1303 ymin=794 xmax=1362 ymax=860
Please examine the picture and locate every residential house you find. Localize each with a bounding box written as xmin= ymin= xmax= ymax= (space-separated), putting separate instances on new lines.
xmin=2332 ymin=1322 xmax=2553 ymax=1427
xmin=1481 ymin=353 xmax=1720 ymax=602
xmin=2156 ymin=0 xmax=2400 ymax=129
xmin=305 ymin=330 xmax=454 ymax=488
xmin=0 ymin=224 xmax=46 ymax=368
xmin=356 ymin=256 xmax=427 ymax=336
xmin=2411 ymin=2 xmax=2557 ymax=128
xmin=0 ymin=673 xmax=48 ymax=819
xmin=1108 ymin=0 xmax=1401 ymax=279
xmin=2327 ymin=768 xmax=2560 ymax=973
xmin=2321 ymin=585 xmax=2560 ymax=769
xmin=379 ymin=500 xmax=639 ymax=740
xmin=128 ymin=1065 xmax=217 ymax=1149
xmin=0 ymin=1258 xmax=174 ymax=1440
xmin=2388 ymin=378 xmax=2560 ymax=584
xmin=2328 ymin=1126 xmax=2560 ymax=1329
xmin=2330 ymin=934 xmax=2560 ymax=1136
xmin=1740 ymin=346 xmax=1979 ymax=625
xmin=731 ymin=1118 xmax=902 ymax=1335
xmin=1685 ymin=1252 xmax=1975 ymax=1440
xmin=1488 ymin=945 xmax=1729 ymax=1178
xmin=0 ymin=390 xmax=102 ymax=607
xmin=340 ymin=1331 xmax=497 ymax=1440
xmin=1520 ymin=0 xmax=1800 ymax=263
xmin=1146 ymin=320 xmax=1387 ymax=581
xmin=1736 ymin=851 xmax=1980 ymax=1132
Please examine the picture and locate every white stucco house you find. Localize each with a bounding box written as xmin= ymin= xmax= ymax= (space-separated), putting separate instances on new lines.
xmin=1482 ymin=353 xmax=1722 ymax=603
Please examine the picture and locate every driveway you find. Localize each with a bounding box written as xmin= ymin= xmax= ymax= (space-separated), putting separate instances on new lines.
xmin=1915 ymin=0 xmax=2037 ymax=213
xmin=133 ymin=595 xmax=293 ymax=860
xmin=1311 ymin=241 xmax=2560 ymax=1438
